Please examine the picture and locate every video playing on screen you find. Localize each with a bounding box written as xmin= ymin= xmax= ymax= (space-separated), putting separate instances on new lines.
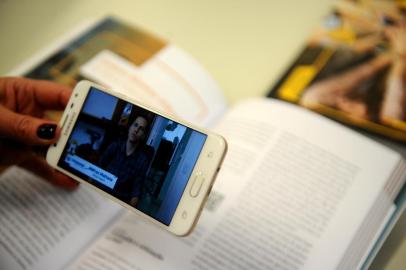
xmin=58 ymin=87 xmax=207 ymax=225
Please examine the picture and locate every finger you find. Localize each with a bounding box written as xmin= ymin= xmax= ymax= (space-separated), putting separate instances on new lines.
xmin=32 ymin=79 xmax=72 ymax=108
xmin=0 ymin=77 xmax=72 ymax=110
xmin=0 ymin=106 xmax=60 ymax=145
xmin=19 ymin=155 xmax=79 ymax=190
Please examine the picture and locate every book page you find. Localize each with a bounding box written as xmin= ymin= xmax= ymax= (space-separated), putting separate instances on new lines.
xmin=0 ymin=167 xmax=122 ymax=270
xmin=65 ymin=98 xmax=402 ymax=270
xmin=80 ymin=46 xmax=227 ymax=126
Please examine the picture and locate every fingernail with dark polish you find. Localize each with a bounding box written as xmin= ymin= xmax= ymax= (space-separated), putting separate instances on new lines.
xmin=37 ymin=124 xmax=57 ymax=140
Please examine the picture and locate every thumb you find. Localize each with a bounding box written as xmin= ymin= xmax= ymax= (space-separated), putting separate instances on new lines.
xmin=0 ymin=106 xmax=60 ymax=145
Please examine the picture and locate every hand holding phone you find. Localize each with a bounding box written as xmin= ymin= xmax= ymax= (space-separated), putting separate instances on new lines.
xmin=46 ymin=81 xmax=227 ymax=236
xmin=0 ymin=77 xmax=78 ymax=189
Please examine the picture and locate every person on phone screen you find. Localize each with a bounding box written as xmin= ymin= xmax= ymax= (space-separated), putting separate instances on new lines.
xmin=0 ymin=77 xmax=79 ymax=189
xmin=98 ymin=116 xmax=154 ymax=207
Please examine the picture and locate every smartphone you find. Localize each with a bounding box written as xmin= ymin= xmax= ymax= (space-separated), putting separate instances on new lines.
xmin=46 ymin=80 xmax=227 ymax=236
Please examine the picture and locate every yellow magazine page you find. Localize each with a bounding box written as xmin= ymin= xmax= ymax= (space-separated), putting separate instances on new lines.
xmin=269 ymin=0 xmax=406 ymax=142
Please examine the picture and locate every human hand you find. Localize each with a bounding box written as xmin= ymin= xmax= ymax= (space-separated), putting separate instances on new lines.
xmin=0 ymin=77 xmax=79 ymax=189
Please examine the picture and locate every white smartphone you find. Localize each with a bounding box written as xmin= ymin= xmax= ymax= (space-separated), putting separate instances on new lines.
xmin=46 ymin=80 xmax=227 ymax=236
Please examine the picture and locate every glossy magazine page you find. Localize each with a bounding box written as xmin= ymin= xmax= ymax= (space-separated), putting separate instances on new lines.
xmin=269 ymin=0 xmax=406 ymax=142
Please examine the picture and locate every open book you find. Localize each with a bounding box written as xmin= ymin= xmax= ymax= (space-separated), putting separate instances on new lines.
xmin=1 ymin=17 xmax=405 ymax=270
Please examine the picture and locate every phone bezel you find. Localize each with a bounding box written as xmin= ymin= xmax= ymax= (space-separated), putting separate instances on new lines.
xmin=46 ymin=80 xmax=227 ymax=236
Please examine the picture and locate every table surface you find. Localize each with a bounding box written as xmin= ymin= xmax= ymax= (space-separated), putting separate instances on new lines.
xmin=0 ymin=1 xmax=404 ymax=269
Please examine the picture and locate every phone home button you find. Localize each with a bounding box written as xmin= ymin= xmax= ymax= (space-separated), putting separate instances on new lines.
xmin=190 ymin=172 xmax=205 ymax=197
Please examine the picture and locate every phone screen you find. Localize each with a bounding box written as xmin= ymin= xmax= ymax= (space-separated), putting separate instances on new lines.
xmin=58 ymin=87 xmax=207 ymax=225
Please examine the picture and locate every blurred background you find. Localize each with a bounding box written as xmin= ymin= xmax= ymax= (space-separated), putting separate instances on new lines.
xmin=0 ymin=0 xmax=334 ymax=102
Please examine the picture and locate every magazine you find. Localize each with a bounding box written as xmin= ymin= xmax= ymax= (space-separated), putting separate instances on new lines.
xmin=269 ymin=0 xmax=406 ymax=145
